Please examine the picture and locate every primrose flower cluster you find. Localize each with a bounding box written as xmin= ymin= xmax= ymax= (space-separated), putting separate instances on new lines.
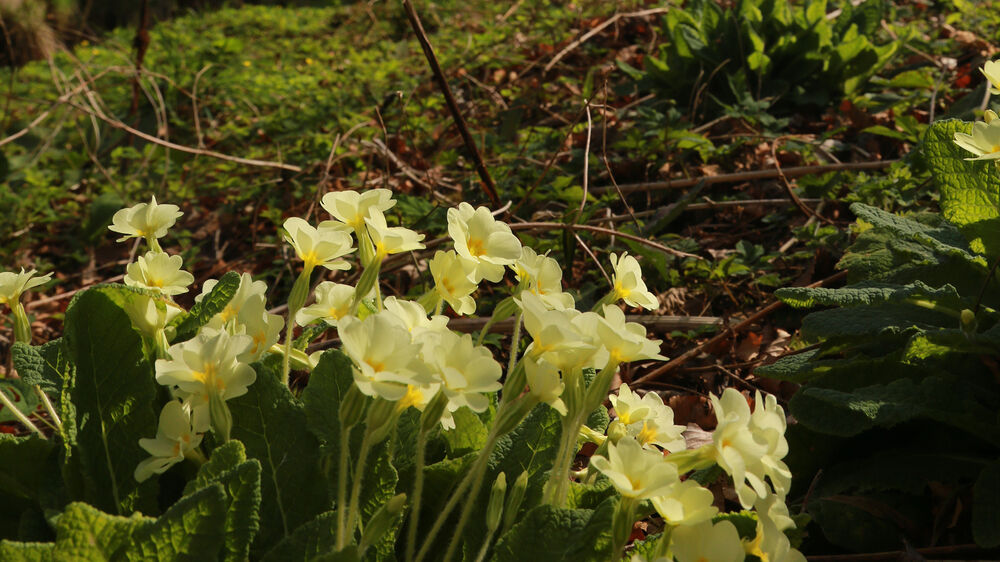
xmin=591 ymin=385 xmax=804 ymax=561
xmin=0 ymin=186 xmax=808 ymax=558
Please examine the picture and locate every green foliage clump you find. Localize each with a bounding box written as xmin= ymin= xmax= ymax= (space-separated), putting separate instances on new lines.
xmin=623 ymin=0 xmax=897 ymax=119
xmin=757 ymin=119 xmax=1000 ymax=552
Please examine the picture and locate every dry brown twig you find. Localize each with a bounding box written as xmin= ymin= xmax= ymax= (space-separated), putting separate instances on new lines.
xmin=508 ymin=221 xmax=702 ymax=260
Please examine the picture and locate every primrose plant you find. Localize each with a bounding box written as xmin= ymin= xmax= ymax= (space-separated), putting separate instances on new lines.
xmin=0 ymin=188 xmax=806 ymax=561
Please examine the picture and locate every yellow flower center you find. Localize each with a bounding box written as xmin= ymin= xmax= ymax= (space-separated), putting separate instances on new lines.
xmin=440 ymin=278 xmax=454 ymax=295
xmin=220 ymin=305 xmax=237 ymax=322
xmin=468 ymin=238 xmax=486 ymax=257
xmin=302 ymin=251 xmax=320 ymax=269
xmin=365 ymin=359 xmax=385 ymax=372
xmin=398 ymin=385 xmax=424 ymax=410
xmin=636 ymin=421 xmax=657 ymax=446
xmin=149 ymin=277 xmax=165 ymax=288
xmin=613 ymin=282 xmax=630 ymax=299
xmin=991 ymin=145 xmax=1000 ymax=154
xmin=193 ymin=364 xmax=223 ymax=392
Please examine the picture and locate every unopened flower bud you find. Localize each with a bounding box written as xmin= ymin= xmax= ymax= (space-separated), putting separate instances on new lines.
xmin=367 ymin=397 xmax=399 ymax=443
xmin=339 ymin=384 xmax=369 ymax=429
xmin=986 ymin=110 xmax=999 ymax=123
xmin=419 ymin=392 xmax=448 ymax=434
xmin=502 ymin=471 xmax=528 ymax=534
xmin=606 ymin=420 xmax=628 ymax=445
xmin=287 ymin=272 xmax=312 ymax=315
xmin=352 ymin=259 xmax=381 ymax=312
xmin=359 ymin=493 xmax=407 ymax=555
xmin=960 ymin=308 xmax=978 ymax=338
xmin=486 ymin=473 xmax=507 ymax=533
xmin=208 ymin=391 xmax=233 ymax=443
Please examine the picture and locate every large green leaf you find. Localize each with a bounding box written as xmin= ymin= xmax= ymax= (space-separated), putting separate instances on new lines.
xmin=799 ymin=303 xmax=955 ymax=341
xmin=64 ymin=286 xmax=159 ymax=515
xmin=0 ymin=540 xmax=52 ymax=561
xmin=169 ymin=271 xmax=241 ymax=342
xmin=790 ymin=376 xmax=1000 ymax=445
xmin=261 ymin=510 xmax=337 ymax=562
xmin=923 ymin=119 xmax=1000 ymax=254
xmin=124 ymin=484 xmax=228 ymax=560
xmin=49 ymin=501 xmax=152 ymax=560
xmin=441 ymin=407 xmax=488 ymax=458
xmin=230 ymin=362 xmax=328 ymax=554
xmin=974 ymin=461 xmax=1000 ymax=548
xmin=490 ymin=496 xmax=616 ymax=562
xmin=0 ymin=435 xmax=55 ymax=503
xmin=183 ymin=441 xmax=262 ymax=562
xmin=776 ymin=281 xmax=966 ymax=310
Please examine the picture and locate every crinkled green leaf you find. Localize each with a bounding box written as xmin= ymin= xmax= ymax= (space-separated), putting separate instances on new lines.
xmin=923 ymin=119 xmax=1000 ymax=254
xmin=974 ymin=461 xmax=1000 ymax=548
xmin=11 ymin=340 xmax=69 ymax=395
xmin=261 ymin=510 xmax=336 ymax=562
xmin=776 ymin=281 xmax=965 ymax=310
xmin=64 ymin=286 xmax=159 ymax=515
xmin=488 ymin=404 xmax=562 ymax=512
xmin=790 ymin=376 xmax=1000 ymax=445
xmin=850 ymin=203 xmax=984 ymax=265
xmin=184 ymin=441 xmax=248 ymax=494
xmin=183 ymin=441 xmax=262 ymax=562
xmin=0 ymin=540 xmax=52 ymax=561
xmin=565 ymin=477 xmax=615 ymax=510
xmin=230 ymin=362 xmax=328 ymax=555
xmin=800 ymin=303 xmax=954 ymax=341
xmin=50 ymin=501 xmax=152 ymax=560
xmin=169 ymin=271 xmax=241 ymax=342
xmin=124 ymin=484 xmax=227 ymax=560
xmin=490 ymin=496 xmax=615 ymax=562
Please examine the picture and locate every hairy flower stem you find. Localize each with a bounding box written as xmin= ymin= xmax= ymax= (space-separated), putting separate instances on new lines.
xmin=345 ymin=428 xmax=376 ymax=543
xmin=336 ymin=424 xmax=352 ymax=551
xmin=415 ymin=431 xmax=500 ymax=562
xmin=34 ymin=386 xmax=62 ymax=435
xmin=542 ymin=411 xmax=585 ymax=506
xmin=0 ymin=386 xmax=43 ymax=436
xmin=506 ymin=311 xmax=522 ymax=376
xmin=441 ymin=435 xmax=498 ymax=562
xmin=282 ymin=269 xmax=313 ymax=385
xmin=405 ymin=427 xmax=430 ymax=562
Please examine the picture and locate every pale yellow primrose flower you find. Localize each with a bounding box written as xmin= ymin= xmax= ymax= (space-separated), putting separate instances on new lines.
xmin=196 ymin=272 xmax=268 ymax=327
xmin=649 ymin=478 xmax=717 ymax=526
xmin=448 ymin=202 xmax=522 ymax=283
xmin=155 ymin=329 xmax=256 ymax=429
xmin=429 ymin=250 xmax=478 ymax=315
xmin=134 ymin=400 xmax=203 ymax=482
xmin=954 ymin=119 xmax=1000 ymax=160
xmin=709 ymin=388 xmax=772 ymax=508
xmin=512 ymin=247 xmax=574 ymax=310
xmin=670 ymin=520 xmax=745 ymax=562
xmin=125 ymin=252 xmax=195 ymax=296
xmin=382 ymin=296 xmax=449 ymax=336
xmin=519 ymin=292 xmax=597 ymax=372
xmin=108 ymin=196 xmax=183 ymax=243
xmin=524 ymin=356 xmax=567 ymax=415
xmin=610 ymin=384 xmax=685 ymax=452
xmin=589 ymin=437 xmax=680 ymax=499
xmin=282 ymin=217 xmax=355 ymax=271
xmin=750 ymin=390 xmax=793 ymax=498
xmin=295 ymin=282 xmax=356 ymax=327
xmin=236 ymin=297 xmax=284 ymax=363
xmin=744 ymin=494 xmax=807 ymax=562
xmin=596 ymin=305 xmax=665 ymax=365
xmin=364 ymin=208 xmax=426 ymax=259
xmin=0 ymin=268 xmax=52 ymax=306
xmin=982 ymin=60 xmax=1000 ymax=95
xmin=424 ymin=331 xmax=503 ymax=428
xmin=321 ymin=188 xmax=396 ymax=232
xmin=609 ymin=252 xmax=658 ymax=310
xmin=338 ymin=313 xmax=433 ymax=402
xmin=123 ymin=294 xmax=183 ymax=337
